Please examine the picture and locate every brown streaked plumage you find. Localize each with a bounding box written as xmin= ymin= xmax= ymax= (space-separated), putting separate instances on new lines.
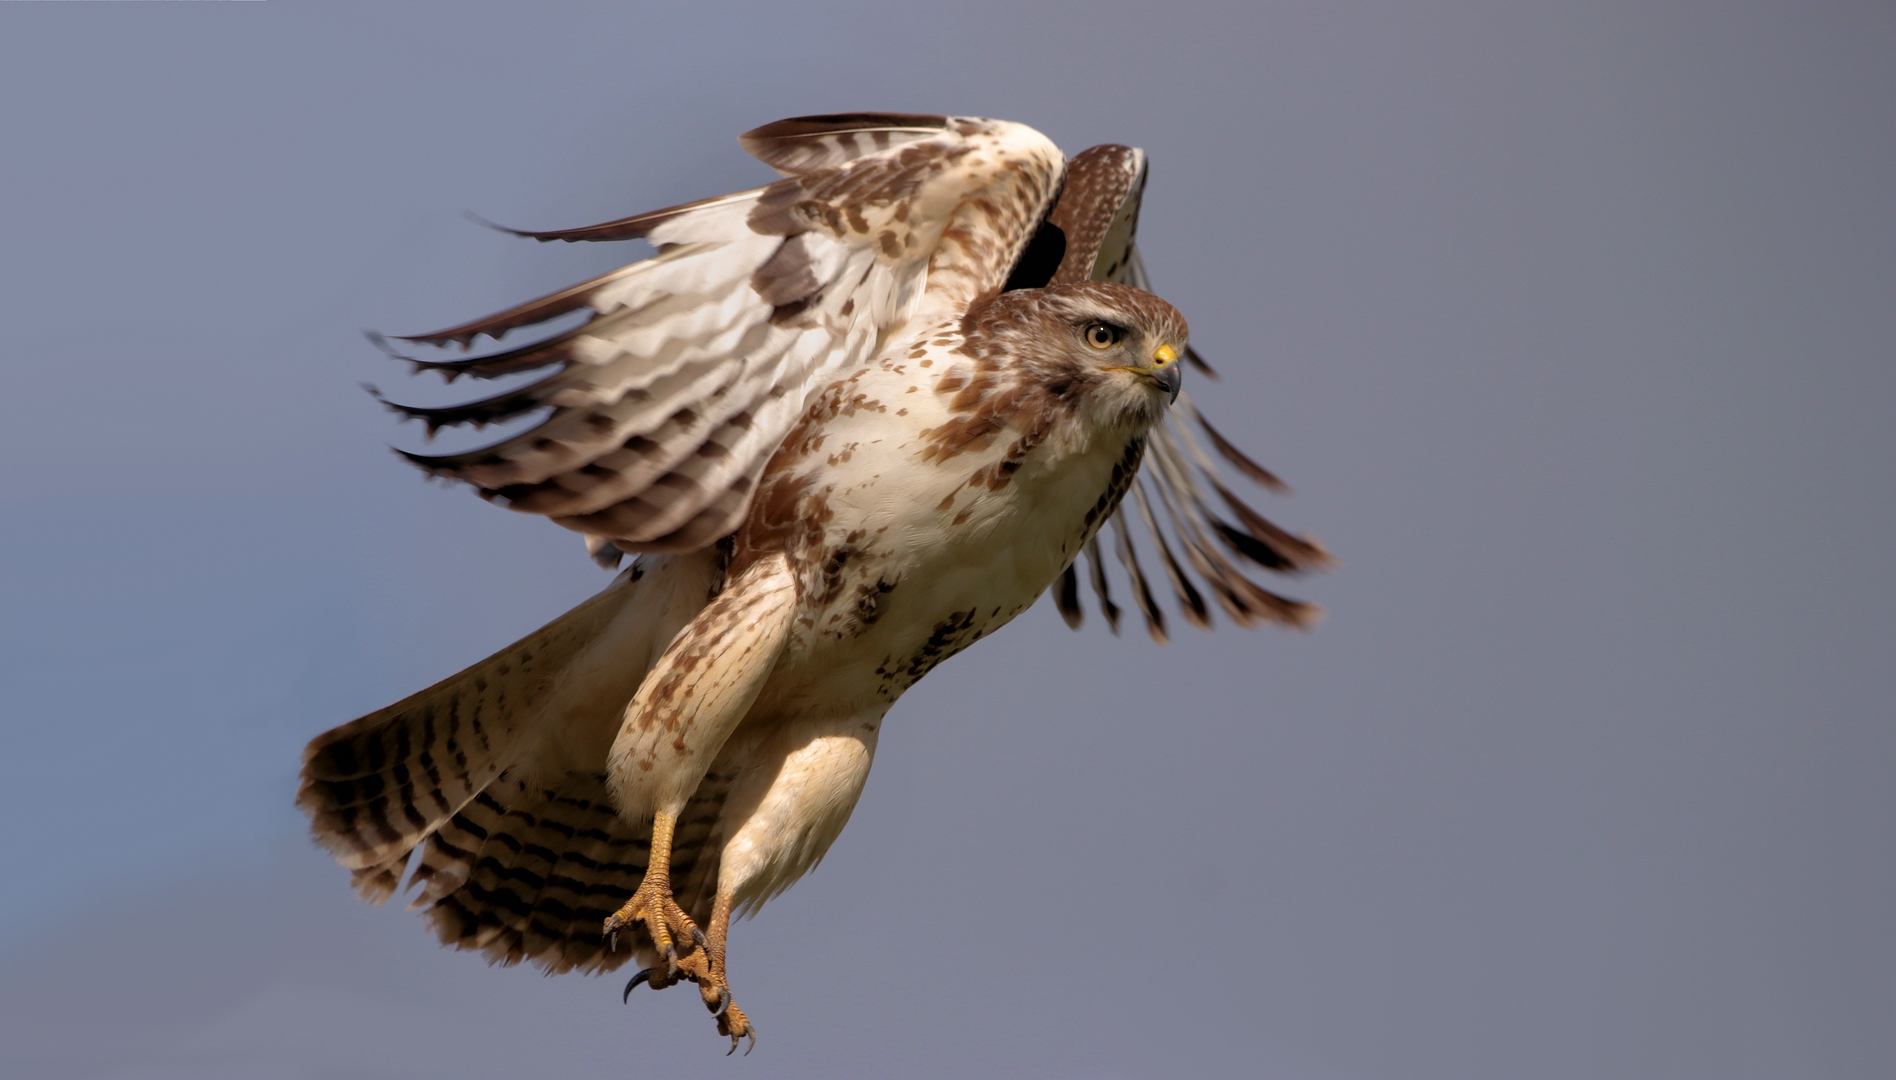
xmin=298 ymin=113 xmax=1328 ymax=1052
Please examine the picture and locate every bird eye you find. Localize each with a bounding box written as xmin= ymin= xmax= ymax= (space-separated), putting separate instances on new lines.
xmin=1083 ymin=322 xmax=1123 ymax=350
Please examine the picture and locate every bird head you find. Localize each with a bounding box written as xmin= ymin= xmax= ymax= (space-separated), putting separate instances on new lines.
xmin=1018 ymin=281 xmax=1188 ymax=428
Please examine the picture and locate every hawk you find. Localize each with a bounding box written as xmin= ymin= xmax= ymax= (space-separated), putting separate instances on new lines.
xmin=299 ymin=114 xmax=1329 ymax=1052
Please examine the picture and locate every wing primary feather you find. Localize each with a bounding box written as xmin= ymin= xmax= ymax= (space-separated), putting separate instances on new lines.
xmin=739 ymin=113 xmax=950 ymax=174
xmin=1149 ymin=426 xmax=1283 ymax=610
xmin=383 ymin=312 xmax=617 ymax=384
xmin=1183 ymin=344 xmax=1219 ymax=379
xmin=1209 ymin=478 xmax=1335 ymax=573
xmin=520 ymin=356 xmax=784 ymax=524
xmin=1110 ymin=510 xmax=1168 ymax=643
xmin=1055 ymin=562 xmax=1083 ymax=629
xmin=1209 ymin=517 xmax=1297 ymax=571
xmin=394 ymin=261 xmax=653 ymax=350
xmin=1193 ymin=409 xmax=1288 ymax=492
xmin=399 ymin=343 xmax=751 ymax=482
xmin=1147 ymin=421 xmax=1234 ymax=548
xmin=369 ymin=375 xmax=561 ymax=437
xmin=1193 ymin=535 xmax=1320 ymax=628
xmin=1166 ymin=398 xmax=1333 ymax=572
xmin=1131 ymin=479 xmax=1211 ymax=629
xmin=1148 ymin=470 xmax=1262 ymax=627
xmin=1193 ymin=533 xmax=1321 ymax=629
xmin=1146 ymin=450 xmax=1319 ymax=630
xmin=477 ymin=190 xmax=764 ymax=244
xmin=1083 ymin=536 xmax=1121 ymax=634
xmin=1150 ymin=419 xmax=1333 ymax=576
xmin=1144 ymin=454 xmax=1255 ymax=626
xmin=1147 ymin=420 xmax=1214 ymax=506
xmin=372 ymin=115 xmax=1068 ymax=559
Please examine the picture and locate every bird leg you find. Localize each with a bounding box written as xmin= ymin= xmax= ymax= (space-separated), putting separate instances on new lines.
xmin=603 ymin=812 xmax=710 ymax=986
xmin=695 ymin=891 xmax=755 ymax=1054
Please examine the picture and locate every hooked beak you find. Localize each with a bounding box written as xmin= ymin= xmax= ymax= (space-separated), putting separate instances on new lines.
xmin=1149 ymin=343 xmax=1182 ymax=403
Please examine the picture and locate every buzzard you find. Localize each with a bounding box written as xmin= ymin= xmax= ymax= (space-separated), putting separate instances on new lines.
xmin=299 ymin=114 xmax=1329 ymax=1052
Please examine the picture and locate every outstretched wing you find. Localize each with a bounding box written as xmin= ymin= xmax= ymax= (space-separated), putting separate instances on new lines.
xmin=1043 ymin=145 xmax=1335 ymax=639
xmin=376 ymin=114 xmax=1063 ymax=556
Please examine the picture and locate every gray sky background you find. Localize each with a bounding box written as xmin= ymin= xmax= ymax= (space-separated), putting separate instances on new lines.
xmin=1 ymin=2 xmax=1891 ymax=1078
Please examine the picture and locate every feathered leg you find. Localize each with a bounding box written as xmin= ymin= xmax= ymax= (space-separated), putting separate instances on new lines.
xmin=601 ymin=553 xmax=798 ymax=1034
xmin=667 ymin=707 xmax=883 ymax=1050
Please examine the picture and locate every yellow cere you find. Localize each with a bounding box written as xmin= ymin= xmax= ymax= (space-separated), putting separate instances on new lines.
xmin=1152 ymin=343 xmax=1178 ymax=366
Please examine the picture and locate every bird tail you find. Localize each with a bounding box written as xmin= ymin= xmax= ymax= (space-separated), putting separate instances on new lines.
xmin=296 ymin=552 xmax=722 ymax=906
xmin=401 ymin=758 xmax=736 ymax=974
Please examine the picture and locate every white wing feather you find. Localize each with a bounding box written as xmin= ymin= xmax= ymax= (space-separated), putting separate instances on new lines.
xmin=382 ymin=115 xmax=1063 ymax=554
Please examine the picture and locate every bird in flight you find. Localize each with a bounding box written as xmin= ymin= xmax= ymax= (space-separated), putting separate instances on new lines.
xmin=299 ymin=113 xmax=1329 ymax=1053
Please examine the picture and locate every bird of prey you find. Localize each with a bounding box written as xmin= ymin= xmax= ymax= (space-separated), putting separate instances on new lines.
xmin=298 ymin=113 xmax=1329 ymax=1052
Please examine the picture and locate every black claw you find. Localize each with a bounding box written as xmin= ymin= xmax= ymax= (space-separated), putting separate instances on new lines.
xmin=691 ymin=926 xmax=708 ymax=947
xmin=745 ymin=1030 xmax=756 ymax=1056
xmin=664 ymin=944 xmax=679 ymax=976
xmin=606 ymin=929 xmax=618 ymax=953
xmin=622 ymin=968 xmax=652 ymax=1003
xmin=727 ymin=1035 xmax=739 ymax=1057
xmin=713 ymin=986 xmax=731 ymax=1017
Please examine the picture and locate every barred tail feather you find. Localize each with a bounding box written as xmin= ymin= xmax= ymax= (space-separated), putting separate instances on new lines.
xmin=416 ymin=771 xmax=653 ymax=974
xmin=410 ymin=762 xmax=738 ymax=975
xmin=297 ymin=567 xmax=646 ymax=891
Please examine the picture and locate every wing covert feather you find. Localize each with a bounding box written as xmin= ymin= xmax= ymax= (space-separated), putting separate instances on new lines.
xmin=376 ymin=115 xmax=1063 ymax=555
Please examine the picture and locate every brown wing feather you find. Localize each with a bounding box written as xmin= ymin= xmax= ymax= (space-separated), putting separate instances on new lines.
xmin=1039 ymin=143 xmax=1330 ymax=635
xmin=370 ymin=116 xmax=1062 ymax=558
xmin=476 ymin=190 xmax=762 ymax=244
xmin=739 ymin=112 xmax=951 ymax=175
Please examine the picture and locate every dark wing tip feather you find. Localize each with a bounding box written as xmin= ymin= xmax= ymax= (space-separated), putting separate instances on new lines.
xmin=1181 ymin=526 xmax=1311 ymax=630
xmin=461 ymin=210 xmax=536 ymax=239
xmin=1184 ymin=344 xmax=1219 ymax=380
xmin=1209 ymin=479 xmax=1337 ymax=573
xmin=1083 ymin=540 xmax=1122 ymax=635
xmin=365 ymin=329 xmax=407 ymax=359
xmin=367 ymin=345 xmax=570 ymax=436
xmin=392 ymin=442 xmax=505 ymax=480
xmin=1278 ymin=599 xmax=1325 ymax=631
xmin=393 ymin=242 xmax=690 ymax=350
xmin=394 ymin=276 xmax=614 ymax=350
xmin=393 ymin=312 xmax=602 ymax=384
xmin=743 ymin=111 xmax=950 ymax=136
xmin=366 ymin=330 xmax=470 ymax=385
xmin=1111 ymin=518 xmax=1170 ymax=644
xmin=739 ymin=112 xmax=950 ymax=173
xmin=461 ymin=191 xmax=759 ymax=245
xmin=1197 ymin=413 xmax=1288 ymax=492
xmin=1210 ymin=517 xmax=1296 ymax=572
xmin=374 ymin=392 xmax=551 ymax=438
xmin=1055 ymin=563 xmax=1083 ymax=630
xmin=1150 ymin=533 xmax=1212 ymax=630
xmin=1131 ymin=481 xmax=1213 ymax=630
xmin=1163 ymin=544 xmax=1213 ymax=629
